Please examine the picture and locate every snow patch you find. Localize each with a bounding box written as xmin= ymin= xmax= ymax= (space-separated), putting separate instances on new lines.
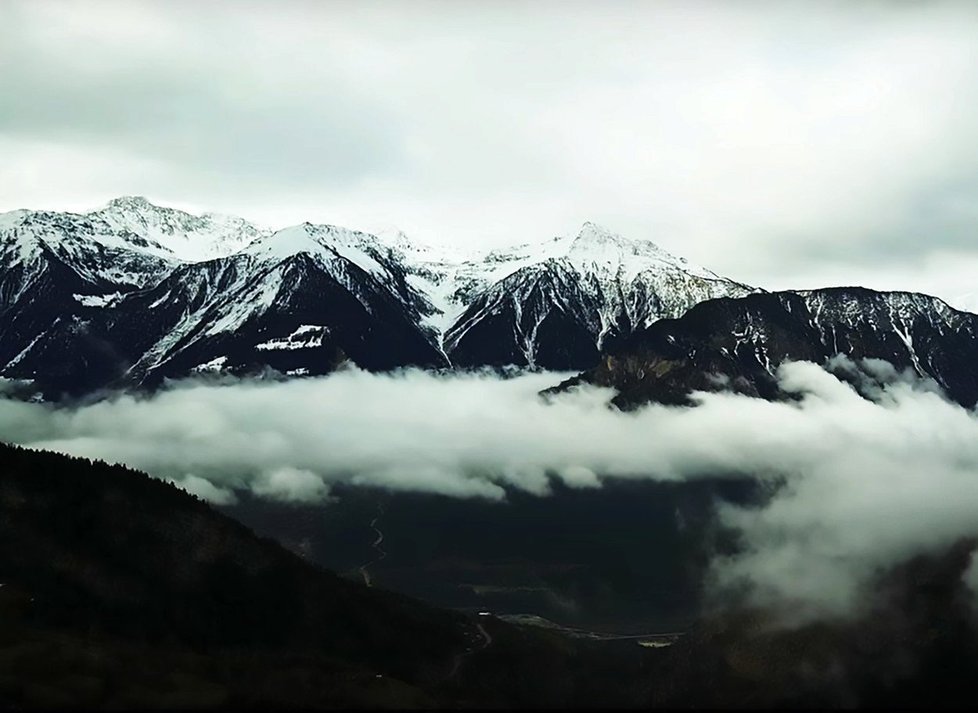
xmin=74 ymin=292 xmax=124 ymax=307
xmin=192 ymin=356 xmax=228 ymax=373
xmin=256 ymin=325 xmax=329 ymax=351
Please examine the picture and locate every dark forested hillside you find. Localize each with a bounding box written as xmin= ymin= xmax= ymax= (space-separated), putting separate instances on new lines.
xmin=0 ymin=442 xmax=655 ymax=709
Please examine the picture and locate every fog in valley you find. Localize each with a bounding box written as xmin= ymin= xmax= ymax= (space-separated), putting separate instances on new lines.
xmin=3 ymin=358 xmax=978 ymax=625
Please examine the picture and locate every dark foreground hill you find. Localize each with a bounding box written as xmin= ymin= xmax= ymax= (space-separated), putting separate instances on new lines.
xmin=0 ymin=442 xmax=654 ymax=709
xmin=646 ymin=541 xmax=978 ymax=709
xmin=5 ymin=441 xmax=978 ymax=708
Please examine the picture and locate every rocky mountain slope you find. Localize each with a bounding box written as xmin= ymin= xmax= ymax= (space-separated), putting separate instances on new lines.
xmin=0 ymin=198 xmax=752 ymax=397
xmin=8 ymin=197 xmax=976 ymax=407
xmin=563 ymin=287 xmax=978 ymax=408
xmin=436 ymin=222 xmax=754 ymax=369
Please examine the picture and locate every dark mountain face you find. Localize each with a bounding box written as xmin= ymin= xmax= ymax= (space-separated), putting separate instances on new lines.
xmin=0 ymin=223 xmax=447 ymax=398
xmin=563 ymin=287 xmax=978 ymax=409
xmin=99 ymin=251 xmax=446 ymax=391
xmin=445 ymin=263 xmax=604 ymax=369
xmin=440 ymin=226 xmax=756 ymax=371
xmin=6 ymin=436 xmax=978 ymax=708
xmin=0 ymin=248 xmax=141 ymax=398
xmin=0 ymin=442 xmax=656 ymax=708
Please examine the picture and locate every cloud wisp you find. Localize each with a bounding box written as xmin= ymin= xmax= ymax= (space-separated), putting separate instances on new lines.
xmin=2 ymin=360 xmax=978 ymax=622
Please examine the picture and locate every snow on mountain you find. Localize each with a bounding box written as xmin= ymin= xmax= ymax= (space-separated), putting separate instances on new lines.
xmin=375 ymin=221 xmax=755 ymax=366
xmin=432 ymin=222 xmax=755 ymax=368
xmin=246 ymin=224 xmax=393 ymax=290
xmin=0 ymin=207 xmax=177 ymax=293
xmin=89 ymin=195 xmax=270 ymax=262
xmin=9 ymin=197 xmax=978 ymax=408
xmin=0 ymin=195 xmax=268 ymax=269
xmin=245 ymin=223 xmax=436 ymax=323
xmin=255 ymin=325 xmax=330 ymax=351
xmin=1 ymin=197 xmax=760 ymax=394
xmin=95 ymin=222 xmax=445 ymax=389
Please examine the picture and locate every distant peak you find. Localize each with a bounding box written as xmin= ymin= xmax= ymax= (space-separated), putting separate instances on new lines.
xmin=571 ymin=222 xmax=655 ymax=254
xmin=371 ymin=226 xmax=449 ymax=256
xmin=374 ymin=226 xmax=413 ymax=248
xmin=248 ymin=222 xmax=369 ymax=257
xmin=105 ymin=195 xmax=155 ymax=210
xmin=572 ymin=222 xmax=679 ymax=256
xmin=575 ymin=221 xmax=618 ymax=240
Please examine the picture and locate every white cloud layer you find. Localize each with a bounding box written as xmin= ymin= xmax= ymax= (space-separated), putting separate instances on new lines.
xmin=3 ymin=362 xmax=978 ymax=622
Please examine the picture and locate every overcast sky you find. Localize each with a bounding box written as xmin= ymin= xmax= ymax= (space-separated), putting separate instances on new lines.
xmin=3 ymin=0 xmax=978 ymax=303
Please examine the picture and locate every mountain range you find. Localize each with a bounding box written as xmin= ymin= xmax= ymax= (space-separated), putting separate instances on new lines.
xmin=3 ymin=196 xmax=977 ymax=408
xmin=6 ymin=199 xmax=978 ymax=708
xmin=0 ymin=197 xmax=753 ymax=398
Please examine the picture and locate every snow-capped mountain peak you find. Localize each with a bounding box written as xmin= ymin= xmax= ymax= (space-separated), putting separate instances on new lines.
xmin=569 ymin=222 xmax=667 ymax=266
xmin=564 ymin=222 xmax=723 ymax=282
xmin=244 ymin=223 xmax=330 ymax=261
xmin=245 ymin=223 xmax=395 ymax=279
xmin=2 ymin=200 xmax=761 ymax=394
xmin=571 ymin=220 xmax=625 ymax=247
xmin=439 ymin=221 xmax=756 ymax=367
xmin=0 ymin=210 xmax=42 ymax=265
xmin=88 ymin=196 xmax=269 ymax=262
xmin=102 ymin=195 xmax=155 ymax=211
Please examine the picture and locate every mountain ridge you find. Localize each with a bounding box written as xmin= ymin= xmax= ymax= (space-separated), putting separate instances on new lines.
xmin=0 ymin=198 xmax=754 ymax=396
xmin=560 ymin=286 xmax=978 ymax=409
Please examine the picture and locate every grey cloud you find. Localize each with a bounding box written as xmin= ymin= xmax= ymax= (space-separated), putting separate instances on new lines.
xmin=0 ymin=2 xmax=406 ymax=191
xmin=4 ymin=361 xmax=978 ymax=624
xmin=180 ymin=474 xmax=238 ymax=506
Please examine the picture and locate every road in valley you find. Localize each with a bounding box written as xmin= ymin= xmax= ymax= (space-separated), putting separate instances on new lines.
xmin=357 ymin=504 xmax=387 ymax=588
xmin=447 ymin=620 xmax=493 ymax=679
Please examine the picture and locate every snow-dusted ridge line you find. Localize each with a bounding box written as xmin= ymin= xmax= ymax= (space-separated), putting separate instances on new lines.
xmin=1 ymin=195 xmax=763 ymax=390
xmin=0 ymin=195 xmax=756 ymax=333
xmin=5 ymin=197 xmax=978 ymax=406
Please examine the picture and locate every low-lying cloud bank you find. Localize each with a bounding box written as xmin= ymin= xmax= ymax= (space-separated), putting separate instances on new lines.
xmin=2 ymin=360 xmax=978 ymax=624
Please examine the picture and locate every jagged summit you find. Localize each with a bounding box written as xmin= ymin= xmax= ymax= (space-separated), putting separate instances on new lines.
xmin=102 ymin=194 xmax=155 ymax=210
xmin=371 ymin=226 xmax=448 ymax=256
xmin=571 ymin=220 xmax=632 ymax=247
xmin=568 ymin=221 xmax=640 ymax=259
xmin=245 ymin=223 xmax=333 ymax=261
xmin=571 ymin=221 xmax=674 ymax=256
xmin=88 ymin=196 xmax=269 ymax=262
xmin=437 ymin=221 xmax=756 ymax=368
xmin=466 ymin=222 xmax=722 ymax=284
xmin=242 ymin=223 xmax=414 ymax=297
xmin=564 ymin=222 xmax=723 ymax=281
